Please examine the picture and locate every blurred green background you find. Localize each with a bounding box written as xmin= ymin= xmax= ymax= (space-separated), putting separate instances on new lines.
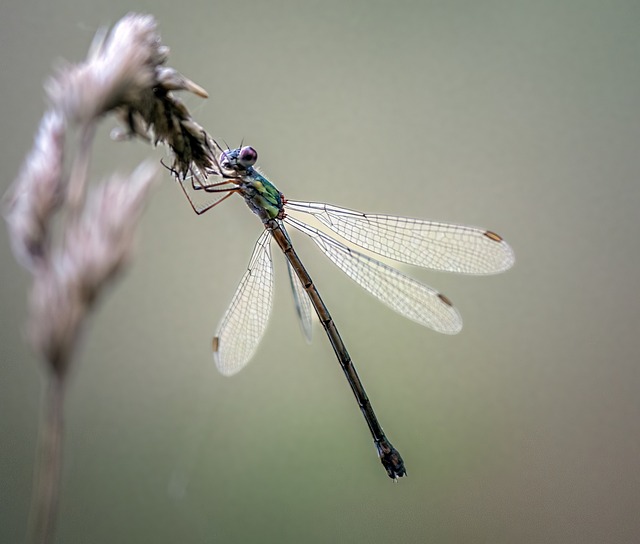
xmin=2 ymin=1 xmax=639 ymax=543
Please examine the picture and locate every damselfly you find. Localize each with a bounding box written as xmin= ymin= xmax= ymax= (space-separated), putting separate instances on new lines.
xmin=176 ymin=145 xmax=515 ymax=479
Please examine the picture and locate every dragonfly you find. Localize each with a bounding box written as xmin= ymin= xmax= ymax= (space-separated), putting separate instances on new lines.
xmin=176 ymin=145 xmax=515 ymax=480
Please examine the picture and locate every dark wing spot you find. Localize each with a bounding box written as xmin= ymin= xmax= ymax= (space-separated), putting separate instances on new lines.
xmin=484 ymin=230 xmax=503 ymax=242
xmin=437 ymin=293 xmax=454 ymax=307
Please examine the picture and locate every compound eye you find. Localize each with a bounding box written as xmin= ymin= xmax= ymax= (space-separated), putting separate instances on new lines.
xmin=238 ymin=146 xmax=258 ymax=168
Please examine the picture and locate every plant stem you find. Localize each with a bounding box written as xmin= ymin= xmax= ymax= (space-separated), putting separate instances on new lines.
xmin=28 ymin=374 xmax=65 ymax=544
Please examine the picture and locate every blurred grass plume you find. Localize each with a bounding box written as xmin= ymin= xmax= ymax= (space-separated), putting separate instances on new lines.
xmin=2 ymin=13 xmax=215 ymax=544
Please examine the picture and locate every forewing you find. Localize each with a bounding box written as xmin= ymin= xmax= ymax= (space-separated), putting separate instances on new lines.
xmin=285 ymin=217 xmax=462 ymax=334
xmin=285 ymin=200 xmax=515 ymax=274
xmin=213 ymin=230 xmax=274 ymax=376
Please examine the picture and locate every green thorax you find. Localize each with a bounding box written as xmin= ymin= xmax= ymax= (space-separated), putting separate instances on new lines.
xmin=242 ymin=169 xmax=284 ymax=222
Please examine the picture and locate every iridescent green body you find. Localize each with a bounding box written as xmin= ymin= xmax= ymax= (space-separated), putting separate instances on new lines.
xmin=219 ymin=146 xmax=284 ymax=222
xmin=242 ymin=169 xmax=284 ymax=222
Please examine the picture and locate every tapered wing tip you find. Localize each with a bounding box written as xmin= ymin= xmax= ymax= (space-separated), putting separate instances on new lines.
xmin=212 ymin=337 xmax=239 ymax=377
xmin=483 ymin=230 xmax=516 ymax=272
xmin=499 ymin=246 xmax=516 ymax=272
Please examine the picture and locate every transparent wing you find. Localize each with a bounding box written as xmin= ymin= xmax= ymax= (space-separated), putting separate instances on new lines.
xmin=280 ymin=226 xmax=313 ymax=342
xmin=285 ymin=200 xmax=515 ymax=274
xmin=285 ymin=216 xmax=462 ymax=334
xmin=286 ymin=260 xmax=313 ymax=343
xmin=213 ymin=230 xmax=274 ymax=376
